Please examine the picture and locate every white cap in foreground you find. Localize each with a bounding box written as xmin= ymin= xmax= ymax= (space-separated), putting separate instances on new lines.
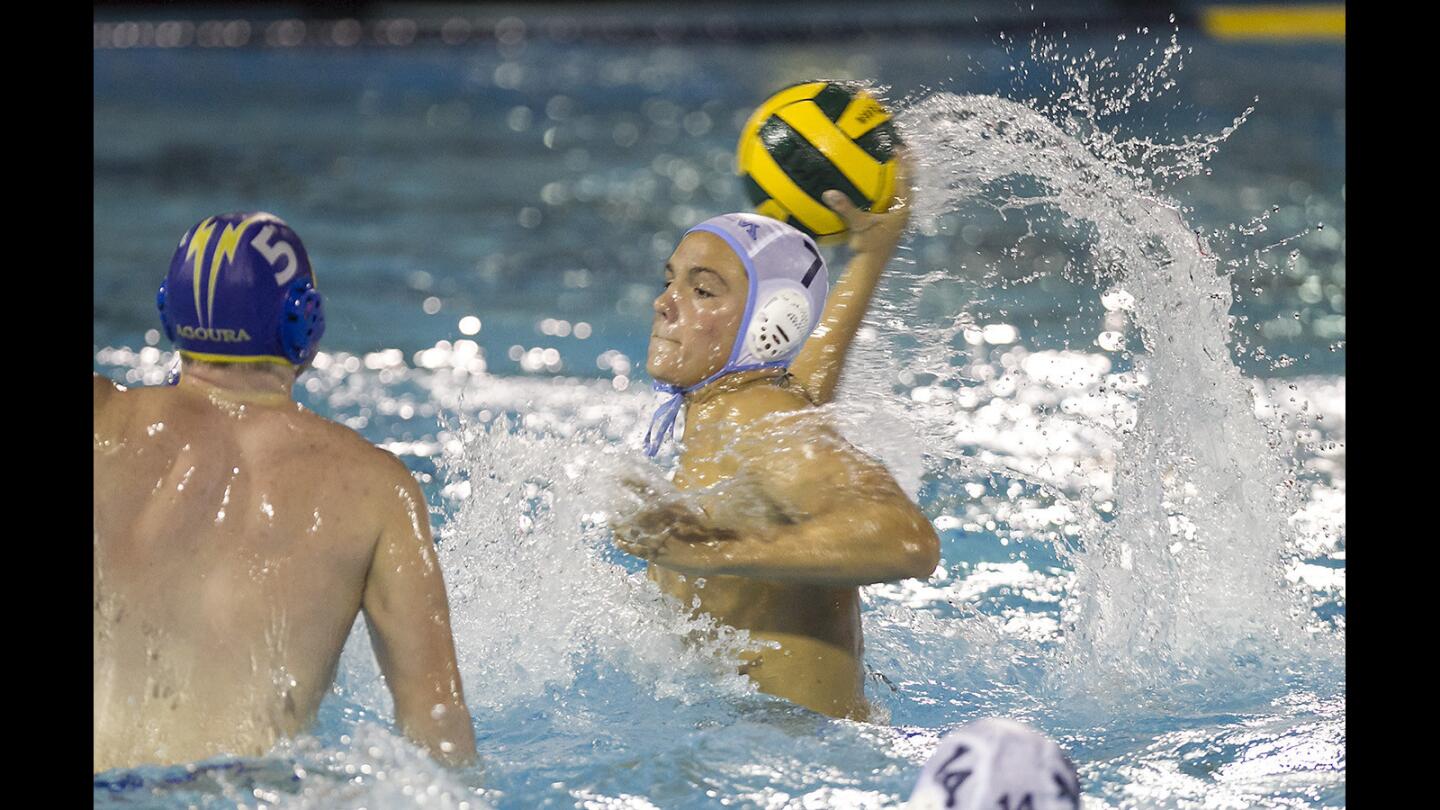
xmin=908 ymin=718 xmax=1081 ymax=810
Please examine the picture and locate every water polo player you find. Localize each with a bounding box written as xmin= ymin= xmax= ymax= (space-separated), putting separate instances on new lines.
xmin=611 ymin=188 xmax=939 ymax=719
xmin=909 ymin=718 xmax=1082 ymax=809
xmin=93 ymin=212 xmax=475 ymax=771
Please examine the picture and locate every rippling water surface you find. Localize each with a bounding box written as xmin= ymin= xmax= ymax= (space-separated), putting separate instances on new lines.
xmin=94 ymin=12 xmax=1343 ymax=808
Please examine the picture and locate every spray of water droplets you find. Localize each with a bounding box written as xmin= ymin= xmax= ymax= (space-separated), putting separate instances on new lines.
xmin=844 ymin=31 xmax=1342 ymax=706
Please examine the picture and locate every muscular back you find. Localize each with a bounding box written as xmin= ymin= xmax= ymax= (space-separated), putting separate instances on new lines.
xmin=93 ymin=374 xmax=433 ymax=770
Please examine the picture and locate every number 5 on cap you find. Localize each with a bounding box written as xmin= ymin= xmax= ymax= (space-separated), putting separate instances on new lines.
xmin=252 ymin=225 xmax=299 ymax=285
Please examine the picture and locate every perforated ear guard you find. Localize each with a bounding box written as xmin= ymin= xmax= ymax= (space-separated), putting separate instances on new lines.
xmin=746 ymin=285 xmax=813 ymax=362
xmin=280 ymin=279 xmax=325 ymax=365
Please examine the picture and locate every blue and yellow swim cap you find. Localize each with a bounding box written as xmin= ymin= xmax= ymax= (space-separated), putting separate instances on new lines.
xmin=157 ymin=212 xmax=325 ymax=366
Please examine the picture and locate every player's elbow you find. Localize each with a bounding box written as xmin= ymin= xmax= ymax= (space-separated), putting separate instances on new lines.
xmin=895 ymin=515 xmax=941 ymax=580
xmin=856 ymin=504 xmax=940 ymax=583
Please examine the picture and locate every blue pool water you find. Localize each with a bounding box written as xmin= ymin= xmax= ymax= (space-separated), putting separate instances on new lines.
xmin=94 ymin=8 xmax=1344 ymax=808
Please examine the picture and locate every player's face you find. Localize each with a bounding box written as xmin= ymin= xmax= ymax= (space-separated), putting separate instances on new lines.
xmin=647 ymin=232 xmax=749 ymax=388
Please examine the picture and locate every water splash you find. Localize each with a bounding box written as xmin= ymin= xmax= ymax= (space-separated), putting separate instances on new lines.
xmin=92 ymin=21 xmax=1343 ymax=805
xmin=433 ymin=410 xmax=764 ymax=711
xmin=882 ymin=89 xmax=1337 ymax=700
xmin=270 ymin=724 xmax=490 ymax=809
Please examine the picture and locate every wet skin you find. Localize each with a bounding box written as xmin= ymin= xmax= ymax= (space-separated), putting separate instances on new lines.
xmin=93 ymin=362 xmax=475 ymax=772
xmin=619 ymin=201 xmax=938 ymax=720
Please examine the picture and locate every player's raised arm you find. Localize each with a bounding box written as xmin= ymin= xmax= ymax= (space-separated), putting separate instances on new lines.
xmin=789 ymin=157 xmax=913 ymax=405
xmin=361 ymin=458 xmax=477 ymax=767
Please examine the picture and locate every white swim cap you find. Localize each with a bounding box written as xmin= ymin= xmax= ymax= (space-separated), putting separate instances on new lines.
xmin=644 ymin=212 xmax=829 ymax=457
xmin=908 ymin=718 xmax=1081 ymax=810
xmin=685 ymin=212 xmax=830 ymax=369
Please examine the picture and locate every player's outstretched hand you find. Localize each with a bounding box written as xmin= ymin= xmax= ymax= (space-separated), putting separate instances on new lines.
xmin=822 ymin=151 xmax=912 ymax=257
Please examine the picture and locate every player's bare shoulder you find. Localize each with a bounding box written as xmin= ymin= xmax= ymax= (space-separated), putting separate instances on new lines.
xmin=687 ymin=380 xmax=818 ymax=460
xmin=735 ymin=382 xmax=843 ymax=444
xmin=94 ymin=372 xmax=123 ymax=405
xmin=727 ymin=381 xmax=893 ymax=506
xmin=93 ymin=374 xmax=178 ymax=449
xmin=287 ymin=406 xmax=407 ymax=476
xmin=295 ymin=408 xmax=426 ymax=512
xmin=93 ymin=373 xmax=132 ymax=432
xmin=729 ymin=378 xmax=815 ymax=421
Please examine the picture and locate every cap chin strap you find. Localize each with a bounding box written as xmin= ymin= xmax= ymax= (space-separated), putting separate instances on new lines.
xmin=642 ymin=361 xmax=785 ymax=457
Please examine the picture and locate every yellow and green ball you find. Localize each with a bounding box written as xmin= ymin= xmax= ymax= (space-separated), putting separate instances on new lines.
xmin=737 ymin=81 xmax=901 ymax=243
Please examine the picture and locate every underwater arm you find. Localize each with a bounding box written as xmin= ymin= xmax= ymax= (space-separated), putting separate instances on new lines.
xmin=361 ymin=464 xmax=477 ymax=768
xmin=789 ymin=158 xmax=913 ymax=405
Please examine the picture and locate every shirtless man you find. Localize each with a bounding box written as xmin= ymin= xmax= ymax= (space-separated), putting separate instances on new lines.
xmin=94 ymin=212 xmax=475 ymax=772
xmin=612 ymin=182 xmax=939 ymax=719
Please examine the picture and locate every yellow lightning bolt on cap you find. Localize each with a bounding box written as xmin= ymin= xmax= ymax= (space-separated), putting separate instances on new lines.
xmin=184 ymin=218 xmax=217 ymax=326
xmin=206 ymin=213 xmax=271 ymax=327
